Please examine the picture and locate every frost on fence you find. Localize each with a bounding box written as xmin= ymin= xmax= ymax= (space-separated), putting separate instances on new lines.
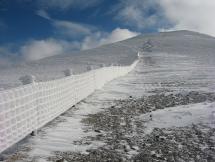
xmin=63 ymin=69 xmax=73 ymax=77
xmin=0 ymin=84 xmax=38 ymax=153
xmin=19 ymin=75 xmax=36 ymax=85
xmin=0 ymin=60 xmax=138 ymax=154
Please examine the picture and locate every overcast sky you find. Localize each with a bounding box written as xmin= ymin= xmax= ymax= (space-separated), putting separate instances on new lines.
xmin=0 ymin=0 xmax=214 ymax=61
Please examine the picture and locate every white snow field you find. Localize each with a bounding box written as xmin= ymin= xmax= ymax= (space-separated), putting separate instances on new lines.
xmin=1 ymin=30 xmax=215 ymax=161
xmin=140 ymin=102 xmax=215 ymax=134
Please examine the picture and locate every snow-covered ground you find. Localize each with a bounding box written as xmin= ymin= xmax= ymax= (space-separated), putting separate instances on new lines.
xmin=1 ymin=30 xmax=215 ymax=161
xmin=140 ymin=102 xmax=215 ymax=134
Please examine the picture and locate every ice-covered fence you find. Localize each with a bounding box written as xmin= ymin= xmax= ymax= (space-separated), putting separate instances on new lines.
xmin=0 ymin=60 xmax=138 ymax=154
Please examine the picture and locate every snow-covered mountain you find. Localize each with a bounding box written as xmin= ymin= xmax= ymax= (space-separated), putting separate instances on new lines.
xmin=2 ymin=30 xmax=215 ymax=161
xmin=1 ymin=30 xmax=215 ymax=89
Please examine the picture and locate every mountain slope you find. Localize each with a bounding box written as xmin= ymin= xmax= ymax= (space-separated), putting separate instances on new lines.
xmin=1 ymin=30 xmax=215 ymax=89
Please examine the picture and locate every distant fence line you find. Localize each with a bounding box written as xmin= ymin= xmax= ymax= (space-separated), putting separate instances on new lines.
xmin=0 ymin=59 xmax=139 ymax=154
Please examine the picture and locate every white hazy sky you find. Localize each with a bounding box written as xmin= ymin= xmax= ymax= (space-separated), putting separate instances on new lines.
xmin=159 ymin=0 xmax=215 ymax=36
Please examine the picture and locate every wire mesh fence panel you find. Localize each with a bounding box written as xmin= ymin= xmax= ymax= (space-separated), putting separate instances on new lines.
xmin=0 ymin=59 xmax=138 ymax=153
xmin=0 ymin=84 xmax=38 ymax=153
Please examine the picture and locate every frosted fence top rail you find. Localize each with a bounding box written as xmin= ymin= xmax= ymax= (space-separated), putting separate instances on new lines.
xmin=0 ymin=59 xmax=139 ymax=94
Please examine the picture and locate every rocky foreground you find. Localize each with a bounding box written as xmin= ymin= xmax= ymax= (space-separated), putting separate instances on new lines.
xmin=49 ymin=91 xmax=215 ymax=162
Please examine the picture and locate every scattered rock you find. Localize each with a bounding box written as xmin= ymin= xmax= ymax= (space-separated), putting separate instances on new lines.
xmin=49 ymin=91 xmax=215 ymax=161
xmin=94 ymin=129 xmax=101 ymax=133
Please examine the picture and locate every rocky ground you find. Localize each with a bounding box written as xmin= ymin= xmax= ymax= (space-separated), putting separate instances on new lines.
xmin=48 ymin=91 xmax=215 ymax=162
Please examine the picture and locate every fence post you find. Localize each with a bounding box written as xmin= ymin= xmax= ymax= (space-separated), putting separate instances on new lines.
xmin=63 ymin=69 xmax=73 ymax=77
xmin=19 ymin=75 xmax=36 ymax=85
xmin=99 ymin=63 xmax=105 ymax=68
xmin=19 ymin=75 xmax=38 ymax=136
xmin=137 ymin=51 xmax=142 ymax=58
xmin=87 ymin=65 xmax=93 ymax=71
